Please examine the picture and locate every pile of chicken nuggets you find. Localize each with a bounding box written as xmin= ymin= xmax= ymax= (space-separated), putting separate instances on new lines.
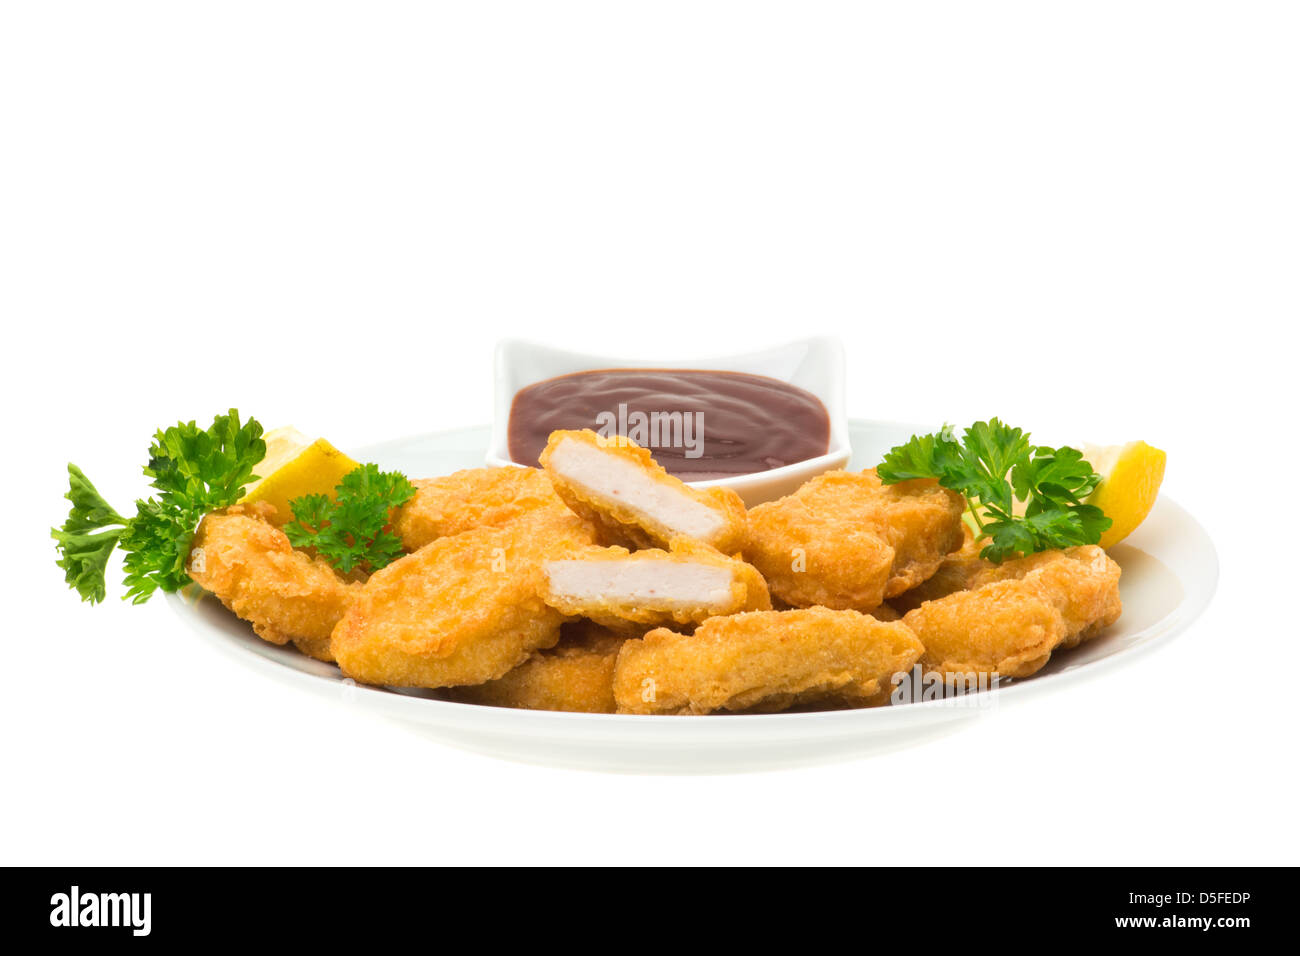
xmin=189 ymin=428 xmax=1122 ymax=715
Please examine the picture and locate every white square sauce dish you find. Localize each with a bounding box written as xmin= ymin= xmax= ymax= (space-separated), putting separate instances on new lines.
xmin=486 ymin=337 xmax=851 ymax=507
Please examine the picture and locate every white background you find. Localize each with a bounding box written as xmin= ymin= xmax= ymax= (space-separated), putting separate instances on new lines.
xmin=2 ymin=2 xmax=1296 ymax=865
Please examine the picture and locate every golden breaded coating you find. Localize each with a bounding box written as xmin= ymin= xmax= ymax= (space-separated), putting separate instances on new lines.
xmin=745 ymin=469 xmax=965 ymax=611
xmin=484 ymin=496 xmax=598 ymax=552
xmin=449 ymin=621 xmax=628 ymax=713
xmin=540 ymin=429 xmax=747 ymax=552
xmin=771 ymin=595 xmax=900 ymax=620
xmin=890 ymin=525 xmax=988 ymax=613
xmin=189 ymin=503 xmax=360 ymax=662
xmin=330 ymin=520 xmax=587 ymax=688
xmin=395 ymin=465 xmax=570 ymax=551
xmin=613 ymin=607 xmax=925 ymax=715
xmin=542 ymin=537 xmax=770 ymax=630
xmin=903 ymin=546 xmax=1122 ymax=680
xmin=968 ymin=545 xmax=1123 ymax=647
xmin=905 ymin=580 xmax=1066 ymax=679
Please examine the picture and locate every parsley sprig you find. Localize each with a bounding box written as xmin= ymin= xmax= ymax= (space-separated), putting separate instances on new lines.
xmin=52 ymin=466 xmax=129 ymax=603
xmin=52 ymin=410 xmax=266 ymax=603
xmin=284 ymin=464 xmax=416 ymax=574
xmin=878 ymin=418 xmax=1112 ymax=562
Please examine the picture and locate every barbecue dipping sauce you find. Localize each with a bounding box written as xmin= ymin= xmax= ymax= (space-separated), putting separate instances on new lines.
xmin=508 ymin=369 xmax=831 ymax=481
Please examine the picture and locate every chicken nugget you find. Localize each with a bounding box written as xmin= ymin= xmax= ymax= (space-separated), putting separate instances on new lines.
xmin=904 ymin=580 xmax=1066 ymax=680
xmin=542 ymin=537 xmax=770 ymax=630
xmin=745 ymin=469 xmax=965 ymax=611
xmin=540 ymin=429 xmax=746 ymax=552
xmin=189 ymin=503 xmax=360 ymax=662
xmin=330 ymin=521 xmax=583 ymax=688
xmin=613 ymin=606 xmax=925 ymax=715
xmin=903 ymin=546 xmax=1122 ymax=680
xmin=970 ymin=545 xmax=1123 ymax=647
xmin=395 ymin=465 xmax=571 ymax=551
xmin=449 ymin=621 xmax=628 ymax=713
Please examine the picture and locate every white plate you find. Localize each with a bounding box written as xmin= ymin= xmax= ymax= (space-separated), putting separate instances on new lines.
xmin=168 ymin=420 xmax=1218 ymax=774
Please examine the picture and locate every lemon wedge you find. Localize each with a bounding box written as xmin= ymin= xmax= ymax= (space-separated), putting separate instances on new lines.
xmin=240 ymin=426 xmax=359 ymax=525
xmin=1081 ymin=440 xmax=1167 ymax=549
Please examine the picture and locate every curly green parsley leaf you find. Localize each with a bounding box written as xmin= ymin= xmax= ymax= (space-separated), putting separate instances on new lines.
xmin=51 ymin=465 xmax=129 ymax=603
xmin=878 ymin=418 xmax=1112 ymax=562
xmin=52 ymin=410 xmax=266 ymax=603
xmin=284 ymin=464 xmax=416 ymax=575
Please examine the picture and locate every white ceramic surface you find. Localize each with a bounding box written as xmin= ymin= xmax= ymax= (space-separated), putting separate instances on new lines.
xmin=486 ymin=337 xmax=851 ymax=506
xmin=167 ymin=420 xmax=1218 ymax=774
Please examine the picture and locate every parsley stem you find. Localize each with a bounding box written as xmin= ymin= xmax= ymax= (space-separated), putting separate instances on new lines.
xmin=966 ymin=498 xmax=988 ymax=537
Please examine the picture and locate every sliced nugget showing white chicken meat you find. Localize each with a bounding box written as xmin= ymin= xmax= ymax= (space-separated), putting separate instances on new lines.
xmin=540 ymin=429 xmax=747 ymax=552
xmin=542 ymin=537 xmax=770 ymax=630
